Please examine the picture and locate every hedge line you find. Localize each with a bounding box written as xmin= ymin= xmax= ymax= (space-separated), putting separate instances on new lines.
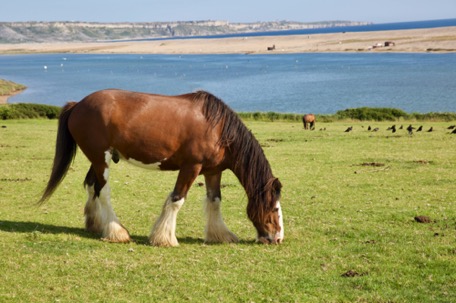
xmin=0 ymin=103 xmax=60 ymax=119
xmin=239 ymin=107 xmax=456 ymax=122
xmin=1 ymin=103 xmax=456 ymax=122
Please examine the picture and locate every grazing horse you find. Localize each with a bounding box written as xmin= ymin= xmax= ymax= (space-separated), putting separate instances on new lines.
xmin=302 ymin=114 xmax=316 ymax=130
xmin=39 ymin=89 xmax=284 ymax=246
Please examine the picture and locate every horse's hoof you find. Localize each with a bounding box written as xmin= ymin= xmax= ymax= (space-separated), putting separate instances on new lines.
xmin=149 ymin=237 xmax=179 ymax=247
xmin=102 ymin=222 xmax=131 ymax=243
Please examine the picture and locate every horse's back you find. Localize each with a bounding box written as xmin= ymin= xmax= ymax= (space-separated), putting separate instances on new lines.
xmin=69 ymin=89 xmax=201 ymax=133
xmin=303 ymin=114 xmax=315 ymax=122
xmin=67 ymin=89 xmax=223 ymax=169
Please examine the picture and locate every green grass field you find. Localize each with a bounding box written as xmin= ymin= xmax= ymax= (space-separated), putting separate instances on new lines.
xmin=1 ymin=119 xmax=455 ymax=302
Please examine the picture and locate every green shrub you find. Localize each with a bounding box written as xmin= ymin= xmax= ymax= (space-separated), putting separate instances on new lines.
xmin=0 ymin=105 xmax=16 ymax=120
xmin=335 ymin=107 xmax=410 ymax=121
xmin=411 ymin=112 xmax=456 ymax=121
xmin=0 ymin=103 xmax=60 ymax=120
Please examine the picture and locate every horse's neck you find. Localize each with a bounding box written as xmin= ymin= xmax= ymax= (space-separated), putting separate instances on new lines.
xmin=228 ymin=146 xmax=272 ymax=200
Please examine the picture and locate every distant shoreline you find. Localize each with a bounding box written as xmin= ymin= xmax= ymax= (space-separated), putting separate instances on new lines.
xmin=0 ymin=79 xmax=26 ymax=104
xmin=0 ymin=90 xmax=24 ymax=104
xmin=1 ymin=26 xmax=455 ymax=55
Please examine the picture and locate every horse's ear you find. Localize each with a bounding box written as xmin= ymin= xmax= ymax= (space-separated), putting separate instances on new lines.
xmin=272 ymin=178 xmax=282 ymax=197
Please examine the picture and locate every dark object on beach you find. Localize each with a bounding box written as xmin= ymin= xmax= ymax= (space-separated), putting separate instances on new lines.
xmin=267 ymin=45 xmax=275 ymax=51
xmin=344 ymin=126 xmax=353 ymax=132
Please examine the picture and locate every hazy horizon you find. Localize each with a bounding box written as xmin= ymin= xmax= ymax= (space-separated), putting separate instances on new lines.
xmin=1 ymin=1 xmax=454 ymax=24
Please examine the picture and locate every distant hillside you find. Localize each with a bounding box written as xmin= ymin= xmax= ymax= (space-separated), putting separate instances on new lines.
xmin=0 ymin=20 xmax=371 ymax=43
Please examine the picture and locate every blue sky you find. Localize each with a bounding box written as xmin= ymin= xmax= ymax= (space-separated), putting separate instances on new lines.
xmin=1 ymin=0 xmax=455 ymax=23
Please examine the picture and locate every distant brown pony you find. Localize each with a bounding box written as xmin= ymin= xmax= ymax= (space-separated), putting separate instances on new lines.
xmin=39 ymin=89 xmax=283 ymax=246
xmin=302 ymin=114 xmax=316 ymax=130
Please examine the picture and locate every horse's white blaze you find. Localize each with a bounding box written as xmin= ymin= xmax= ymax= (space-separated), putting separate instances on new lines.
xmin=276 ymin=201 xmax=284 ymax=241
xmin=204 ymin=197 xmax=239 ymax=243
xmin=149 ymin=195 xmax=184 ymax=247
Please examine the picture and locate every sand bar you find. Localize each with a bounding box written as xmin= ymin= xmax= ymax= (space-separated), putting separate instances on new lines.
xmin=0 ymin=26 xmax=455 ymax=55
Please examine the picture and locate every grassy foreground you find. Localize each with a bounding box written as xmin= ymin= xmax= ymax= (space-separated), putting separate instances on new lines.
xmin=0 ymin=119 xmax=455 ymax=302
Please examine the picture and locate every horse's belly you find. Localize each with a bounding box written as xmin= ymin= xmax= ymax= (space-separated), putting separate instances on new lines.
xmin=122 ymin=156 xmax=163 ymax=170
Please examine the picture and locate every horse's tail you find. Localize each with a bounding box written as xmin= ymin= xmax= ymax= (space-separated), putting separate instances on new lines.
xmin=38 ymin=102 xmax=78 ymax=204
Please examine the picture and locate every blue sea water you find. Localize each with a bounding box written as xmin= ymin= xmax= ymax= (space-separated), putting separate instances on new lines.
xmin=1 ymin=52 xmax=456 ymax=114
xmin=1 ymin=19 xmax=456 ymax=114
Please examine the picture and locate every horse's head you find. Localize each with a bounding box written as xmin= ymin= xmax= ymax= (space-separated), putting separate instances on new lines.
xmin=248 ymin=178 xmax=284 ymax=244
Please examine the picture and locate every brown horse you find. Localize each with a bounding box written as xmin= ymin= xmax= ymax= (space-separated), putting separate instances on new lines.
xmin=302 ymin=114 xmax=316 ymax=130
xmin=39 ymin=89 xmax=283 ymax=246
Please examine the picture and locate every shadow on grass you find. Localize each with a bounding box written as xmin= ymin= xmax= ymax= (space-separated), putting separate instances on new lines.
xmin=0 ymin=220 xmax=98 ymax=240
xmin=0 ymin=220 xmax=256 ymax=246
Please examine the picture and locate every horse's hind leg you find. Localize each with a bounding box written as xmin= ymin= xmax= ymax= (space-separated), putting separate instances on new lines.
xmin=203 ymin=173 xmax=238 ymax=244
xmin=84 ymin=153 xmax=130 ymax=243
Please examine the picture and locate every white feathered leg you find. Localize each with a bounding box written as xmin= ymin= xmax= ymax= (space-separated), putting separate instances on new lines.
xmin=149 ymin=194 xmax=184 ymax=247
xmin=84 ymin=183 xmax=131 ymax=243
xmin=204 ymin=197 xmax=239 ymax=243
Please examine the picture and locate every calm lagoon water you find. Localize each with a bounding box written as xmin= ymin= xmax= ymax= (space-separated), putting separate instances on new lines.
xmin=1 ymin=53 xmax=456 ymax=114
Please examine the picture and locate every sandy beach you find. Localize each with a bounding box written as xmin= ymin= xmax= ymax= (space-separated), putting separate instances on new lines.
xmin=0 ymin=26 xmax=455 ymax=55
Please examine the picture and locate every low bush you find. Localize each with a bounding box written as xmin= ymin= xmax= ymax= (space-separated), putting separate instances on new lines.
xmin=0 ymin=103 xmax=60 ymax=120
xmin=334 ymin=107 xmax=410 ymax=121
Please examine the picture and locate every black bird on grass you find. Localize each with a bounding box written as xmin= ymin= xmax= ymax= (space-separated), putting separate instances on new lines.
xmin=407 ymin=124 xmax=415 ymax=135
xmin=372 ymin=127 xmax=379 ymax=132
xmin=387 ymin=124 xmax=396 ymax=131
xmin=344 ymin=126 xmax=353 ymax=132
xmin=427 ymin=127 xmax=434 ymax=132
xmin=417 ymin=126 xmax=423 ymax=132
xmin=399 ymin=125 xmax=404 ymax=130
xmin=367 ymin=126 xmax=371 ymax=131
xmin=447 ymin=125 xmax=456 ymax=130
xmin=451 ymin=129 xmax=456 ymax=134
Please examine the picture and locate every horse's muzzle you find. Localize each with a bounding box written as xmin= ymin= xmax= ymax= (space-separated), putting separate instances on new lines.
xmin=258 ymin=233 xmax=283 ymax=244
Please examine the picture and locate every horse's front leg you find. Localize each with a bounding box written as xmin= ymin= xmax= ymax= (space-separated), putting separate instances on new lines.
xmin=203 ymin=173 xmax=239 ymax=244
xmin=149 ymin=164 xmax=202 ymax=247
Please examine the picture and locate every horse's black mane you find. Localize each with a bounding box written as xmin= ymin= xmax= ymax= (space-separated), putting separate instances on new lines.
xmin=192 ymin=90 xmax=278 ymax=221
